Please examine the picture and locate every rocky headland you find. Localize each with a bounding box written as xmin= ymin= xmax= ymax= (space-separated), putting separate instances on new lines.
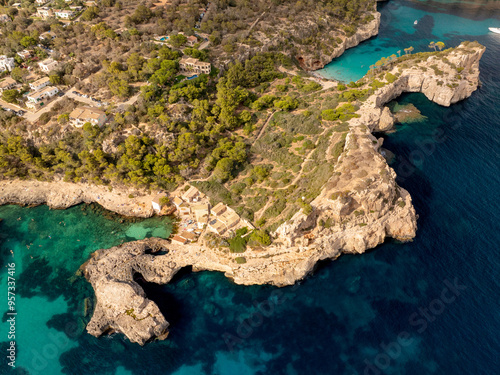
xmin=83 ymin=239 xmax=172 ymax=345
xmin=82 ymin=43 xmax=485 ymax=345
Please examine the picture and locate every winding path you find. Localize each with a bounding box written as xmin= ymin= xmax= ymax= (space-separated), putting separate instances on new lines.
xmin=252 ymin=109 xmax=277 ymax=146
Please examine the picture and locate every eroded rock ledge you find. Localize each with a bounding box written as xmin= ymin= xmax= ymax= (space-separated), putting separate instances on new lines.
xmin=0 ymin=180 xmax=157 ymax=218
xmin=84 ymin=43 xmax=485 ymax=345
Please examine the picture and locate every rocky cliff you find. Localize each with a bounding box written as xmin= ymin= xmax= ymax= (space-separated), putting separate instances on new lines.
xmin=83 ymin=43 xmax=485 ymax=345
xmin=365 ymin=42 xmax=485 ymax=132
xmin=297 ymin=12 xmax=381 ymax=71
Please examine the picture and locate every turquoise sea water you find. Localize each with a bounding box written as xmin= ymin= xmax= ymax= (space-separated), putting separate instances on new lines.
xmin=0 ymin=205 xmax=172 ymax=375
xmin=1 ymin=1 xmax=500 ymax=374
xmin=317 ymin=0 xmax=500 ymax=82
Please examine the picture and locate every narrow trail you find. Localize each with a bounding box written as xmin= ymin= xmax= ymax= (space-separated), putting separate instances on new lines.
xmin=252 ymin=110 xmax=277 ymax=146
xmin=254 ymin=198 xmax=273 ymax=221
xmin=248 ymin=10 xmax=268 ymax=33
xmin=254 ymin=125 xmax=331 ymax=192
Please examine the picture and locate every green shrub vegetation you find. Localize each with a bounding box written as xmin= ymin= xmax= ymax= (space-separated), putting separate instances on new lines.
xmin=248 ymin=229 xmax=271 ymax=246
xmin=331 ymin=135 xmax=347 ymax=160
xmin=341 ymin=88 xmax=369 ymax=102
xmin=370 ymin=80 xmax=386 ymax=89
xmin=229 ymin=228 xmax=249 ymax=253
xmin=274 ymin=96 xmax=299 ymax=111
xmin=191 ymin=180 xmax=235 ymax=206
xmin=385 ymin=73 xmax=397 ymax=83
xmin=322 ymin=104 xmax=359 ymax=122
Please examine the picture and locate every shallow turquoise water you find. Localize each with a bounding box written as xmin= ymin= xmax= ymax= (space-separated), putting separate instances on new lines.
xmin=0 ymin=204 xmax=172 ymax=374
xmin=1 ymin=1 xmax=500 ymax=374
xmin=317 ymin=0 xmax=500 ymax=82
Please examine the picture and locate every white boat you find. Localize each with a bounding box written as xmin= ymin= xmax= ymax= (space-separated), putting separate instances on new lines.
xmin=489 ymin=27 xmax=500 ymax=34
xmin=414 ymin=20 xmax=418 ymax=25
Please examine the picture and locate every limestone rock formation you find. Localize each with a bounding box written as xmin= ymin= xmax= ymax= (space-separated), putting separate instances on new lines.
xmin=370 ymin=43 xmax=485 ymax=110
xmin=359 ymin=43 xmax=485 ymax=134
xmin=84 ymin=239 xmax=172 ymax=345
xmin=272 ymin=42 xmax=485 ymax=252
xmin=376 ymin=106 xmax=395 ymax=131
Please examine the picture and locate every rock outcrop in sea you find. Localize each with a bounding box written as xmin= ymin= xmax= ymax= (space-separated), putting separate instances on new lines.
xmin=84 ymin=239 xmax=171 ymax=345
xmin=83 ymin=43 xmax=485 ymax=345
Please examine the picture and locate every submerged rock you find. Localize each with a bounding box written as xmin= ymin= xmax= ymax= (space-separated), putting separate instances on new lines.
xmin=392 ymin=103 xmax=427 ymax=124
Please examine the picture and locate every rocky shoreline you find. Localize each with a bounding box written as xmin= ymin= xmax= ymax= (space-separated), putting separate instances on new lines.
xmin=0 ymin=179 xmax=158 ymax=218
xmin=299 ymin=12 xmax=381 ymax=71
xmin=80 ymin=43 xmax=485 ymax=345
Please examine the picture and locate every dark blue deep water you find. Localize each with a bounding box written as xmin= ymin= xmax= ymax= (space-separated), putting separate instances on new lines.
xmin=1 ymin=1 xmax=500 ymax=374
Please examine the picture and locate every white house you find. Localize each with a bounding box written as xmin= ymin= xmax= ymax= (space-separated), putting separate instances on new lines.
xmin=172 ymin=196 xmax=190 ymax=216
xmin=17 ymin=50 xmax=31 ymax=60
xmin=53 ymin=9 xmax=77 ymax=19
xmin=29 ymin=77 xmax=51 ymax=91
xmin=35 ymin=0 xmax=49 ymax=5
xmin=151 ymin=194 xmax=165 ymax=213
xmin=208 ymin=203 xmax=242 ymax=236
xmin=172 ymin=196 xmax=183 ymax=209
xmin=186 ymin=35 xmax=198 ymax=47
xmin=191 ymin=203 xmax=210 ymax=229
xmin=69 ymin=107 xmax=107 ymax=128
xmin=182 ymin=186 xmax=205 ymax=203
xmin=38 ymin=58 xmax=58 ymax=72
xmin=37 ymin=7 xmax=53 ymax=18
xmin=0 ymin=56 xmax=15 ymax=72
xmin=26 ymin=86 xmax=59 ymax=106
